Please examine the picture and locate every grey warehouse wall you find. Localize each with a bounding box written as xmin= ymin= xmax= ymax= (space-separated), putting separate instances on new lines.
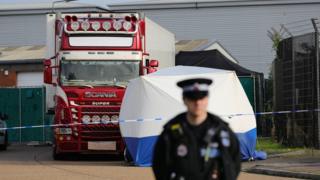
xmin=0 ymin=15 xmax=46 ymax=47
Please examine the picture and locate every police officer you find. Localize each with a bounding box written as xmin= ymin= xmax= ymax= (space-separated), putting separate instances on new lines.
xmin=152 ymin=78 xmax=241 ymax=180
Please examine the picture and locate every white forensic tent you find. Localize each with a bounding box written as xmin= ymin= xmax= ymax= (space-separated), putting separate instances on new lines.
xmin=119 ymin=66 xmax=257 ymax=166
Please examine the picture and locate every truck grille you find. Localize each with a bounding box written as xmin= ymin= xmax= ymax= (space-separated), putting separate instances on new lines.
xmin=81 ymin=125 xmax=121 ymax=141
xmin=71 ymin=102 xmax=122 ymax=141
xmin=81 ymin=107 xmax=119 ymax=114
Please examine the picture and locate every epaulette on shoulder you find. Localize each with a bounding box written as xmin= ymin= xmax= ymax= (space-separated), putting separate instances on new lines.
xmin=164 ymin=113 xmax=186 ymax=135
xmin=170 ymin=123 xmax=181 ymax=131
xmin=169 ymin=123 xmax=184 ymax=136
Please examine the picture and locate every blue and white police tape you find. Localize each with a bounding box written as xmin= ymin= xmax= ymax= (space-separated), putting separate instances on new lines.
xmin=0 ymin=108 xmax=319 ymax=131
xmin=0 ymin=119 xmax=160 ymax=131
xmin=225 ymin=109 xmax=319 ymax=118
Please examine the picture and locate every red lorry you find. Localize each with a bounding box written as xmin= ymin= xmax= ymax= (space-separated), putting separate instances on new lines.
xmin=43 ymin=12 xmax=175 ymax=159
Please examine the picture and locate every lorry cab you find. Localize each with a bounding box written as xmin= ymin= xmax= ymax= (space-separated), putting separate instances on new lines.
xmin=43 ymin=12 xmax=174 ymax=159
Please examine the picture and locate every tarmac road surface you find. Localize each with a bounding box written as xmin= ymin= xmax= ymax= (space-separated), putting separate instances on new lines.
xmin=0 ymin=144 xmax=300 ymax=180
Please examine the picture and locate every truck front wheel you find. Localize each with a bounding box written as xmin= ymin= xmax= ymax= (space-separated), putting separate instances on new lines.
xmin=124 ymin=147 xmax=133 ymax=164
xmin=0 ymin=132 xmax=8 ymax=150
xmin=53 ymin=145 xmax=65 ymax=160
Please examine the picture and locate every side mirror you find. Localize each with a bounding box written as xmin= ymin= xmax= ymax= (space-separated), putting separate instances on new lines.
xmin=44 ymin=59 xmax=53 ymax=84
xmin=147 ymin=68 xmax=157 ymax=74
xmin=144 ymin=59 xmax=159 ymax=74
xmin=44 ymin=59 xmax=51 ymax=66
xmin=149 ymin=60 xmax=159 ymax=68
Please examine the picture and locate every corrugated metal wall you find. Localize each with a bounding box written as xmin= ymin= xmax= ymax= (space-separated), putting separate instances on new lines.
xmin=0 ymin=87 xmax=52 ymax=143
xmin=0 ymin=14 xmax=46 ymax=46
xmin=0 ymin=6 xmax=106 ymax=48
xmin=130 ymin=4 xmax=320 ymax=76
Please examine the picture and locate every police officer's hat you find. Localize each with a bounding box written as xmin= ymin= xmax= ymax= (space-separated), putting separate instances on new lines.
xmin=177 ymin=78 xmax=213 ymax=100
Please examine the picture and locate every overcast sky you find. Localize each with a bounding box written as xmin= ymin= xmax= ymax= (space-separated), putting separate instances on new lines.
xmin=0 ymin=0 xmax=138 ymax=7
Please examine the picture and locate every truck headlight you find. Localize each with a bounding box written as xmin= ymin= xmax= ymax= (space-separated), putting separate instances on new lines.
xmin=57 ymin=128 xmax=72 ymax=135
xmin=82 ymin=115 xmax=91 ymax=124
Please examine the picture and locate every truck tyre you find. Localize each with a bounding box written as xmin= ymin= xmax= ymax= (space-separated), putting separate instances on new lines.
xmin=0 ymin=132 xmax=8 ymax=151
xmin=53 ymin=145 xmax=64 ymax=160
xmin=124 ymin=147 xmax=133 ymax=164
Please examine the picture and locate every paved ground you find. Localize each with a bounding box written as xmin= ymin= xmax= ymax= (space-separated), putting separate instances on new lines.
xmin=242 ymin=150 xmax=320 ymax=179
xmin=0 ymin=144 xmax=300 ymax=180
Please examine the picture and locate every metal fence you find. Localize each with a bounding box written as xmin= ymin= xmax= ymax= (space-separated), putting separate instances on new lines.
xmin=273 ymin=18 xmax=320 ymax=148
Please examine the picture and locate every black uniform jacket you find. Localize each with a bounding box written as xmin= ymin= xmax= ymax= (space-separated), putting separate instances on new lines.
xmin=152 ymin=112 xmax=241 ymax=180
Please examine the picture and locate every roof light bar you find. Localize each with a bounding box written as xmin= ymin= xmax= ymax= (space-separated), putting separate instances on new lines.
xmin=65 ymin=18 xmax=139 ymax=34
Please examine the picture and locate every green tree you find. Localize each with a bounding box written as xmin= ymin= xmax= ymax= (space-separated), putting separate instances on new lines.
xmin=266 ymin=27 xmax=284 ymax=137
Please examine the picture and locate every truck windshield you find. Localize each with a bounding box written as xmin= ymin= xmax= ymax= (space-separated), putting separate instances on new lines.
xmin=60 ymin=60 xmax=140 ymax=87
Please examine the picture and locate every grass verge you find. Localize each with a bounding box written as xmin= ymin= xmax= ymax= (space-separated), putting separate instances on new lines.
xmin=256 ymin=137 xmax=304 ymax=155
